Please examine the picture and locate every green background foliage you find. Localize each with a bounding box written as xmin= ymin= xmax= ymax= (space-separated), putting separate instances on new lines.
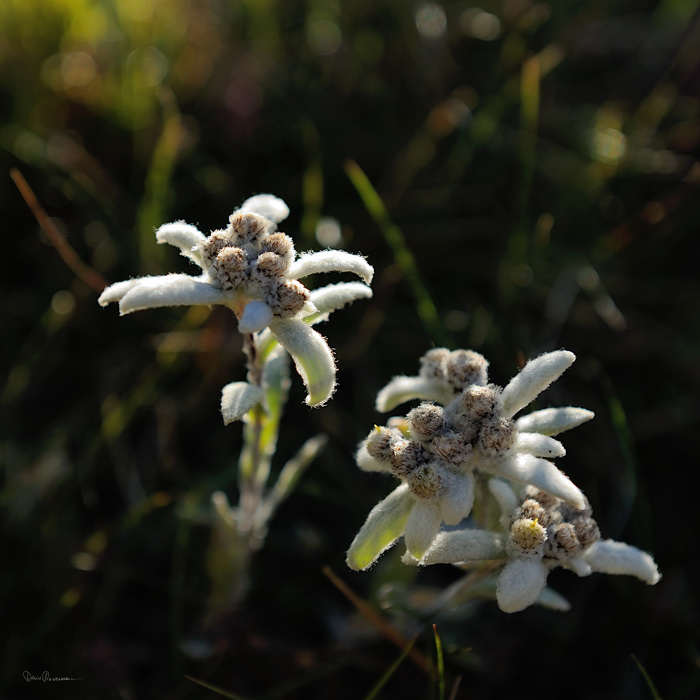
xmin=1 ymin=0 xmax=698 ymax=697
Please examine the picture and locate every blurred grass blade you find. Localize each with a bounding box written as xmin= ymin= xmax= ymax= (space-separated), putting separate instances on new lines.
xmin=137 ymin=87 xmax=182 ymax=269
xmin=185 ymin=675 xmax=250 ymax=699
xmin=10 ymin=168 xmax=108 ymax=293
xmin=363 ymin=636 xmax=417 ymax=700
xmin=344 ymin=159 xmax=451 ymax=346
xmin=631 ymin=655 xmax=663 ymax=700
xmin=322 ymin=566 xmax=429 ymax=673
xmin=433 ymin=624 xmax=445 ymax=700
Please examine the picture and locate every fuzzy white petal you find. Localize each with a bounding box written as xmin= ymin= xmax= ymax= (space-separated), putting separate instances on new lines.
xmin=536 ymin=586 xmax=571 ymax=612
xmin=356 ymin=442 xmax=392 ymax=473
xmin=238 ymin=194 xmax=290 ymax=223
xmin=220 ymin=382 xmax=265 ymax=425
xmin=501 ymin=350 xmax=576 ymax=419
xmin=565 ymin=556 xmax=593 ymax=577
xmin=268 ymin=317 xmax=336 ymax=407
xmin=515 ymin=407 xmax=595 ymax=436
xmin=114 ymin=274 xmax=225 ymax=315
xmin=438 ymin=472 xmax=475 ymax=525
xmin=346 ymin=484 xmax=415 ymax=571
xmin=497 ymin=558 xmax=549 ymax=613
xmin=155 ymin=221 xmax=207 ymax=263
xmin=514 ymin=432 xmax=566 ymax=458
xmin=306 ymin=282 xmax=373 ymax=324
xmin=404 ymin=500 xmax=442 ymax=560
xmin=486 ymin=453 xmax=585 ymax=510
xmin=237 ymin=300 xmax=275 ymax=334
xmin=288 ymin=250 xmax=374 ymax=284
xmin=98 ymin=278 xmax=143 ymax=306
xmin=582 ymin=539 xmax=661 ymax=584
xmin=415 ymin=529 xmax=505 ymax=565
xmin=375 ymin=376 xmax=452 ymax=412
xmin=488 ymin=478 xmax=519 ymax=526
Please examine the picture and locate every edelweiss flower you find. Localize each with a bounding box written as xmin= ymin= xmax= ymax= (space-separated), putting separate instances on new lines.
xmin=98 ymin=194 xmax=373 ymax=406
xmin=408 ymin=479 xmax=660 ymax=613
xmin=347 ymin=348 xmax=594 ymax=569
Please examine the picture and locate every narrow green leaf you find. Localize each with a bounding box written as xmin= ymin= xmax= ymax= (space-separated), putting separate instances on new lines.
xmin=185 ymin=675 xmax=250 ymax=700
xmin=344 ymin=159 xmax=451 ymax=347
xmin=346 ymin=484 xmax=414 ymax=571
xmin=631 ymin=655 xmax=663 ymax=700
xmin=260 ymin=434 xmax=328 ymax=521
xmin=433 ymin=624 xmax=445 ymax=700
xmin=363 ymin=636 xmax=417 ymax=700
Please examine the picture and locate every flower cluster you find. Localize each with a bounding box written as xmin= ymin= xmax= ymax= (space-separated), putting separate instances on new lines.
xmin=347 ymin=347 xmax=660 ymax=612
xmin=99 ymin=194 xmax=373 ymax=406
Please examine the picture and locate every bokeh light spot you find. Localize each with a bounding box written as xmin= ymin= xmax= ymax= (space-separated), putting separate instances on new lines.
xmin=415 ymin=3 xmax=447 ymax=40
xmin=307 ymin=20 xmax=342 ymax=56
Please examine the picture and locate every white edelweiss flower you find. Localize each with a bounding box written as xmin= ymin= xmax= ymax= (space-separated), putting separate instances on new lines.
xmin=98 ymin=194 xmax=373 ymax=406
xmin=408 ymin=480 xmax=660 ymax=614
xmin=347 ymin=348 xmax=592 ymax=568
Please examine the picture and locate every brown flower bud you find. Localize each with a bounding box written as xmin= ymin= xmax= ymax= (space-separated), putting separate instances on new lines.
xmin=261 ymin=232 xmax=295 ymax=263
xmin=408 ymin=465 xmax=444 ymax=499
xmin=211 ymin=246 xmax=248 ymax=290
xmin=390 ymin=439 xmax=428 ymax=478
xmin=407 ymin=403 xmax=445 ymax=441
xmin=229 ymin=212 xmax=268 ymax=245
xmin=445 ymin=350 xmax=489 ymax=390
xmin=419 ymin=348 xmax=449 ymax=382
xmin=431 ymin=430 xmax=473 ymax=466
xmin=267 ymin=279 xmax=310 ymax=317
xmin=478 ymin=416 xmax=516 ymax=457
xmin=550 ymin=522 xmax=580 ymax=555
xmin=256 ymin=251 xmax=288 ymax=277
xmin=365 ymin=427 xmax=399 ymax=463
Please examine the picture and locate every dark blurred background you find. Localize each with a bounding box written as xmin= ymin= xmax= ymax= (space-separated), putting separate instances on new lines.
xmin=1 ymin=0 xmax=699 ymax=698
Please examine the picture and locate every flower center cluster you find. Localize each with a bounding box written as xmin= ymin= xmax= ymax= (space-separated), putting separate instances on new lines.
xmin=508 ymin=486 xmax=601 ymax=560
xmin=365 ymin=349 xmax=517 ymax=499
xmin=197 ymin=212 xmax=310 ymax=317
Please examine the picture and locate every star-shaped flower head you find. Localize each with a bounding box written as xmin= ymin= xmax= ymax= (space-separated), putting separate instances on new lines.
xmin=347 ymin=347 xmax=595 ymax=569
xmin=408 ymin=479 xmax=660 ymax=613
xmin=98 ymin=195 xmax=373 ymax=406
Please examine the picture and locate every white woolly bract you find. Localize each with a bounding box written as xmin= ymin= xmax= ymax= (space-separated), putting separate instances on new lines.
xmin=404 ymin=500 xmax=442 ymax=560
xmin=488 ymin=478 xmax=519 ymax=527
xmin=346 ymin=483 xmax=414 ymax=571
xmin=496 ymin=558 xmax=549 ymax=613
xmin=500 ymin=350 xmax=576 ymax=419
xmin=438 ymin=471 xmax=475 ymax=525
xmin=307 ymin=282 xmax=373 ymax=323
xmin=220 ymin=381 xmax=265 ymax=425
xmin=375 ymin=375 xmax=452 ymax=412
xmin=155 ymin=221 xmax=206 ymax=263
xmin=536 ymin=586 xmax=572 ymax=612
xmin=237 ymin=300 xmax=275 ymax=334
xmin=582 ymin=539 xmax=661 ymax=584
xmin=105 ymin=274 xmax=225 ymax=315
xmin=514 ymin=432 xmax=566 ymax=458
xmin=98 ymin=278 xmax=142 ymax=306
xmin=268 ymin=317 xmax=336 ymax=407
xmin=238 ymin=194 xmax=290 ymax=223
xmin=414 ymin=529 xmax=505 ymax=566
xmin=515 ymin=407 xmax=595 ymax=436
xmin=288 ymin=250 xmax=374 ymax=284
xmin=487 ymin=452 xmax=586 ymax=510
